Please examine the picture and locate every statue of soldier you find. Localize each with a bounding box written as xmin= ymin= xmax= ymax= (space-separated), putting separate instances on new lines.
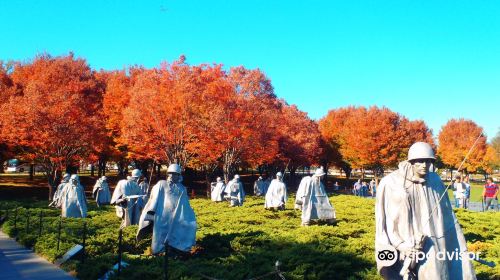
xmin=265 ymin=172 xmax=288 ymax=210
xmin=224 ymin=174 xmax=245 ymax=207
xmin=137 ymin=164 xmax=197 ymax=254
xmin=296 ymin=167 xmax=336 ymax=226
xmin=375 ymin=142 xmax=476 ymax=279
xmin=111 ymin=169 xmax=143 ymax=227
xmin=59 ymin=174 xmax=87 ymax=218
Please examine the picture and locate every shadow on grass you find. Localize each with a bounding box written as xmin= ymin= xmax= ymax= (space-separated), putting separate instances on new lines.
xmin=115 ymin=230 xmax=376 ymax=280
xmin=463 ymin=232 xmax=486 ymax=243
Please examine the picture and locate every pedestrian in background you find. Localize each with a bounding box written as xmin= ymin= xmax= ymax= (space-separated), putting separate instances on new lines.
xmin=463 ymin=175 xmax=471 ymax=209
xmin=483 ymin=178 xmax=499 ymax=211
xmin=453 ymin=176 xmax=466 ymax=208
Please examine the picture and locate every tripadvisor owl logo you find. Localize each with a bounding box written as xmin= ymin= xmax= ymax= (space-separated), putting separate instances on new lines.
xmin=376 ymin=244 xmax=398 ymax=267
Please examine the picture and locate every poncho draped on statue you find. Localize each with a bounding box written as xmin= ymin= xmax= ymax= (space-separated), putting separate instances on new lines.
xmin=225 ymin=180 xmax=245 ymax=206
xmin=211 ymin=182 xmax=225 ymax=202
xmin=111 ymin=179 xmax=142 ymax=226
xmin=254 ymin=179 xmax=267 ymax=196
xmin=92 ymin=179 xmax=111 ymax=206
xmin=375 ymin=161 xmax=476 ymax=280
xmin=59 ymin=181 xmax=87 ymax=218
xmin=137 ymin=179 xmax=197 ymax=253
xmin=137 ymin=180 xmax=150 ymax=209
xmin=297 ymin=176 xmax=336 ymax=223
xmin=52 ymin=181 xmax=68 ymax=208
xmin=265 ymin=179 xmax=287 ymax=208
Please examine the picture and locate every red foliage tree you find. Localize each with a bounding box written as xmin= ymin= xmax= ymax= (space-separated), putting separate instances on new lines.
xmin=318 ymin=107 xmax=354 ymax=176
xmin=398 ymin=119 xmax=435 ymax=160
xmin=222 ymin=66 xmax=280 ymax=181
xmin=0 ymin=54 xmax=102 ymax=199
xmin=0 ymin=63 xmax=16 ymax=171
xmin=437 ymin=118 xmax=487 ymax=174
xmin=319 ymin=106 xmax=434 ymax=180
xmin=275 ymin=102 xmax=322 ymax=180
xmin=99 ymin=69 xmax=138 ymax=176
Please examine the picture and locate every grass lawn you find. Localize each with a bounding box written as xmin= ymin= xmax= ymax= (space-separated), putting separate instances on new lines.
xmin=1 ymin=193 xmax=499 ymax=279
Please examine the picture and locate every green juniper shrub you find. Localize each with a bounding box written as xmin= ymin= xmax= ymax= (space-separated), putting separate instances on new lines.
xmin=1 ymin=195 xmax=499 ymax=280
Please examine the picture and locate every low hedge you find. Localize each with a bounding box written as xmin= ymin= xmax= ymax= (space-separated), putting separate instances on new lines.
xmin=0 ymin=195 xmax=498 ymax=279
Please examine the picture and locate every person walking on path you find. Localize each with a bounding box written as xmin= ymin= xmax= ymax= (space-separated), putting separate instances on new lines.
xmin=370 ymin=179 xmax=377 ymax=198
xmin=353 ymin=179 xmax=362 ymax=196
xmin=453 ymin=176 xmax=466 ymax=208
xmin=483 ymin=178 xmax=499 ymax=211
xmin=463 ymin=175 xmax=471 ymax=209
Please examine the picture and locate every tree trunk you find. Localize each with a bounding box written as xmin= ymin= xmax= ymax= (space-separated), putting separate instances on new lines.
xmin=29 ymin=164 xmax=34 ymax=180
xmin=118 ymin=161 xmax=126 ymax=178
xmin=341 ymin=164 xmax=352 ymax=179
xmin=97 ymin=161 xmax=102 ymax=177
xmin=205 ymin=172 xmax=211 ymax=198
xmin=322 ymin=164 xmax=329 ymax=187
xmin=90 ymin=164 xmax=95 ymax=177
xmin=47 ymin=168 xmax=61 ymax=201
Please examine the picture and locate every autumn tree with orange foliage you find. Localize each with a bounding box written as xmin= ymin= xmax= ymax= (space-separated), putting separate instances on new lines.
xmin=274 ymin=102 xmax=322 ymax=181
xmin=319 ymin=106 xmax=434 ymax=180
xmin=99 ymin=69 xmax=139 ymax=176
xmin=438 ymin=118 xmax=487 ymax=176
xmin=485 ymin=130 xmax=500 ymax=173
xmin=0 ymin=62 xmax=16 ymax=172
xmin=221 ymin=67 xmax=280 ymax=181
xmin=121 ymin=59 xmax=206 ymax=169
xmin=480 ymin=145 xmax=499 ymax=175
xmin=398 ymin=119 xmax=435 ymax=160
xmin=0 ymin=54 xmax=103 ymax=199
xmin=119 ymin=59 xmax=282 ymax=182
xmin=318 ymin=107 xmax=353 ymax=176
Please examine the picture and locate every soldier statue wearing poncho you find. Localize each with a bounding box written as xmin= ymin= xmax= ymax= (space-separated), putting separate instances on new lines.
xmin=265 ymin=172 xmax=288 ymax=210
xmin=224 ymin=174 xmax=245 ymax=207
xmin=254 ymin=176 xmax=267 ymax=196
xmin=211 ymin=177 xmax=225 ymax=202
xmin=295 ymin=167 xmax=336 ymax=226
xmin=137 ymin=164 xmax=197 ymax=254
xmin=375 ymin=142 xmax=476 ymax=279
xmin=111 ymin=169 xmax=143 ymax=227
xmin=50 ymin=173 xmax=71 ymax=208
xmin=59 ymin=174 xmax=87 ymax=218
xmin=92 ymin=176 xmax=111 ymax=207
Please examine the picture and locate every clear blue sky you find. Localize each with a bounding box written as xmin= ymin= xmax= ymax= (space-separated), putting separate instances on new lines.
xmin=1 ymin=1 xmax=499 ymax=140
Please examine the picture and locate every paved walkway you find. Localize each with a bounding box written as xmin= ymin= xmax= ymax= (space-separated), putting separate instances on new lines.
xmin=0 ymin=230 xmax=74 ymax=280
xmin=454 ymin=201 xmax=499 ymax=212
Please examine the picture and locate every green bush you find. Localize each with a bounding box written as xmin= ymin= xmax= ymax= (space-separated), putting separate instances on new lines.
xmin=1 ymin=195 xmax=499 ymax=280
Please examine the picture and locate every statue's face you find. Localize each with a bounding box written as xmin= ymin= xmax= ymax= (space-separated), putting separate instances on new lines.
xmin=169 ymin=173 xmax=180 ymax=183
xmin=411 ymin=159 xmax=431 ymax=178
xmin=313 ymin=175 xmax=322 ymax=184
